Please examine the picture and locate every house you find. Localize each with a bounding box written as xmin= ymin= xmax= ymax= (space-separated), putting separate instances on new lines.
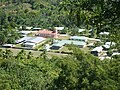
xmin=99 ymin=32 xmax=109 ymax=35
xmin=88 ymin=38 xmax=101 ymax=42
xmin=78 ymin=29 xmax=85 ymax=33
xmin=2 ymin=44 xmax=15 ymax=48
xmin=24 ymin=37 xmax=45 ymax=44
xmin=19 ymin=31 xmax=38 ymax=37
xmin=91 ymin=46 xmax=103 ymax=56
xmin=26 ymin=27 xmax=33 ymax=30
xmin=36 ymin=29 xmax=59 ymax=38
xmin=24 ymin=42 xmax=36 ymax=48
xmin=23 ymin=37 xmax=46 ymax=48
xmin=15 ymin=37 xmax=32 ymax=44
xmin=50 ymin=40 xmax=86 ymax=50
xmin=105 ymin=42 xmax=115 ymax=46
xmin=102 ymin=42 xmax=116 ymax=50
xmin=70 ymin=36 xmax=88 ymax=42
xmin=54 ymin=27 xmax=64 ymax=31
xmin=15 ymin=37 xmax=31 ymax=44
xmin=19 ymin=31 xmax=32 ymax=37
xmin=16 ymin=36 xmax=46 ymax=48
xmin=112 ymin=52 xmax=120 ymax=56
xmin=50 ymin=41 xmax=65 ymax=50
xmin=33 ymin=28 xmax=41 ymax=31
xmin=19 ymin=26 xmax=33 ymax=30
xmin=102 ymin=45 xmax=110 ymax=50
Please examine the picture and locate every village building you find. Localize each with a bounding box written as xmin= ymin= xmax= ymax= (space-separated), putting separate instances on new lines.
xmin=78 ymin=29 xmax=85 ymax=33
xmin=54 ymin=27 xmax=64 ymax=31
xmin=23 ymin=37 xmax=46 ymax=48
xmin=50 ymin=40 xmax=86 ymax=50
xmin=18 ymin=31 xmax=37 ymax=37
xmin=36 ymin=29 xmax=59 ymax=38
xmin=33 ymin=28 xmax=41 ymax=31
xmin=91 ymin=46 xmax=103 ymax=56
xmin=16 ymin=36 xmax=46 ymax=48
xmin=2 ymin=44 xmax=15 ymax=48
xmin=15 ymin=37 xmax=31 ymax=44
xmin=99 ymin=32 xmax=109 ymax=35
xmin=70 ymin=36 xmax=88 ymax=42
xmin=19 ymin=26 xmax=33 ymax=30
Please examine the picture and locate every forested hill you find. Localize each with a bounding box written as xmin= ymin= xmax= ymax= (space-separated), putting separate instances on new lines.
xmin=0 ymin=47 xmax=120 ymax=90
xmin=0 ymin=0 xmax=64 ymax=28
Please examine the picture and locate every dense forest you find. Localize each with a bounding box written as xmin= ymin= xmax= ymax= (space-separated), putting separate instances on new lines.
xmin=0 ymin=47 xmax=120 ymax=90
xmin=0 ymin=0 xmax=120 ymax=90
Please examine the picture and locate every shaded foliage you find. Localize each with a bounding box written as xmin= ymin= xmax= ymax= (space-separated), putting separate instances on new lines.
xmin=0 ymin=47 xmax=119 ymax=90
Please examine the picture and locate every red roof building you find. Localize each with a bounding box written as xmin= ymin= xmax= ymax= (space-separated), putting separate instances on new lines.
xmin=36 ymin=29 xmax=59 ymax=38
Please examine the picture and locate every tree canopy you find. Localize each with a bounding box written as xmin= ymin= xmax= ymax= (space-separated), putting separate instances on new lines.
xmin=0 ymin=47 xmax=119 ymax=90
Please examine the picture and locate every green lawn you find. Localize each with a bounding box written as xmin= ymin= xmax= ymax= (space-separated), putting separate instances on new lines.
xmin=57 ymin=36 xmax=70 ymax=40
xmin=0 ymin=47 xmax=67 ymax=57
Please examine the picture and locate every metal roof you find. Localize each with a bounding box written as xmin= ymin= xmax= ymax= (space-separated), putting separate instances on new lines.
xmin=70 ymin=36 xmax=88 ymax=40
xmin=15 ymin=37 xmax=31 ymax=43
xmin=52 ymin=40 xmax=86 ymax=47
xmin=99 ymin=32 xmax=109 ymax=35
xmin=54 ymin=27 xmax=64 ymax=30
xmin=91 ymin=46 xmax=103 ymax=52
xmin=78 ymin=29 xmax=85 ymax=32
xmin=26 ymin=37 xmax=46 ymax=44
xmin=16 ymin=37 xmax=45 ymax=44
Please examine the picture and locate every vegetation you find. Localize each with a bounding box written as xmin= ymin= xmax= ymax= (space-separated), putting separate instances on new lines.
xmin=0 ymin=0 xmax=120 ymax=90
xmin=0 ymin=47 xmax=119 ymax=90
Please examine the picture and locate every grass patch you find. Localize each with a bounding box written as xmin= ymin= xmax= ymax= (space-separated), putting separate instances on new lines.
xmin=58 ymin=36 xmax=70 ymax=40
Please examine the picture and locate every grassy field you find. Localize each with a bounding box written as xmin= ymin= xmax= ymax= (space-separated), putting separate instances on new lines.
xmin=57 ymin=35 xmax=70 ymax=40
xmin=0 ymin=47 xmax=67 ymax=58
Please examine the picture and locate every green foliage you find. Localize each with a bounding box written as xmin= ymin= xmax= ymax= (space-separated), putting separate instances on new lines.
xmin=0 ymin=1 xmax=120 ymax=89
xmin=0 ymin=47 xmax=119 ymax=90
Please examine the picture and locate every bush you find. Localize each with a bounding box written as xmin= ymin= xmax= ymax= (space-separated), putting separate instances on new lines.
xmin=107 ymin=50 xmax=113 ymax=56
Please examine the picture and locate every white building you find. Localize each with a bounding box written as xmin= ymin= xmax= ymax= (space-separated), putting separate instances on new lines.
xmin=91 ymin=46 xmax=103 ymax=56
xmin=99 ymin=32 xmax=109 ymax=35
xmin=54 ymin=27 xmax=64 ymax=30
xmin=2 ymin=44 xmax=15 ymax=48
xmin=78 ymin=29 xmax=85 ymax=33
xmin=33 ymin=28 xmax=41 ymax=30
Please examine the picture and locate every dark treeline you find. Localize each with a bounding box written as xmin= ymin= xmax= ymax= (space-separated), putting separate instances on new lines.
xmin=0 ymin=47 xmax=120 ymax=90
xmin=0 ymin=0 xmax=64 ymax=28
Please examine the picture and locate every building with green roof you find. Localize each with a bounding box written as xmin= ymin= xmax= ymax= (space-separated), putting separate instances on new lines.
xmin=50 ymin=40 xmax=86 ymax=50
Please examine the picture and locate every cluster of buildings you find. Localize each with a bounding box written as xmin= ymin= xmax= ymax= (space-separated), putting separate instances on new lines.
xmin=2 ymin=26 xmax=119 ymax=60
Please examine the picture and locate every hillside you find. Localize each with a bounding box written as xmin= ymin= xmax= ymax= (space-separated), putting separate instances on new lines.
xmin=0 ymin=0 xmax=64 ymax=28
